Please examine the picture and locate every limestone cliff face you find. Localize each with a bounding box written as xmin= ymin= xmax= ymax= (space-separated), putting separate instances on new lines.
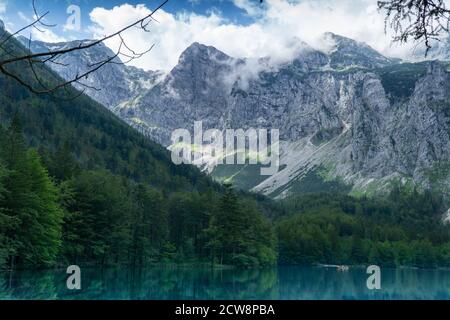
xmin=24 ymin=34 xmax=450 ymax=198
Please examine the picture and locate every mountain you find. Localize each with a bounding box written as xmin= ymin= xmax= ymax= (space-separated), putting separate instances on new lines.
xmin=323 ymin=32 xmax=396 ymax=69
xmin=24 ymin=35 xmax=450 ymax=199
xmin=16 ymin=36 xmax=164 ymax=110
xmin=2 ymin=34 xmax=213 ymax=193
xmin=2 ymin=25 xmax=450 ymax=272
xmin=117 ymin=39 xmax=450 ymax=199
xmin=115 ymin=38 xmax=396 ymax=145
xmin=0 ymin=30 xmax=288 ymax=269
xmin=116 ymin=42 xmax=239 ymax=145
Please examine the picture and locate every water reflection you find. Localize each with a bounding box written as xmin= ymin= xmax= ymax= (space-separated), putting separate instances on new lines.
xmin=0 ymin=266 xmax=449 ymax=300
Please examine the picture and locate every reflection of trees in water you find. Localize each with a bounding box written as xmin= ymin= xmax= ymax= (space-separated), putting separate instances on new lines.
xmin=1 ymin=267 xmax=450 ymax=300
xmin=123 ymin=267 xmax=278 ymax=300
xmin=0 ymin=273 xmax=10 ymax=299
xmin=386 ymin=268 xmax=450 ymax=300
xmin=202 ymin=268 xmax=278 ymax=300
xmin=277 ymin=267 xmax=450 ymax=300
xmin=59 ymin=266 xmax=279 ymax=300
xmin=278 ymin=267 xmax=361 ymax=300
xmin=0 ymin=270 xmax=59 ymax=299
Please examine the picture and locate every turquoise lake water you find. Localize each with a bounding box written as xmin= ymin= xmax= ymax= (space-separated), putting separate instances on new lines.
xmin=1 ymin=266 xmax=449 ymax=300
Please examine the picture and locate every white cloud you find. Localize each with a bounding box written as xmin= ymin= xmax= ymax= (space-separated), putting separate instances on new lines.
xmin=88 ymin=0 xmax=424 ymax=72
xmin=0 ymin=0 xmax=6 ymax=14
xmin=17 ymin=11 xmax=66 ymax=43
xmin=232 ymin=0 xmax=264 ymax=17
xmin=32 ymin=28 xmax=67 ymax=43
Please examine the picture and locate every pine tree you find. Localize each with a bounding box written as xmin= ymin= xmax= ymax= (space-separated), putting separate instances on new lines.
xmin=49 ymin=141 xmax=80 ymax=181
xmin=0 ymin=161 xmax=15 ymax=266
xmin=0 ymin=117 xmax=63 ymax=268
xmin=64 ymin=170 xmax=131 ymax=265
xmin=20 ymin=150 xmax=63 ymax=265
xmin=208 ymin=184 xmax=245 ymax=264
xmin=130 ymin=184 xmax=168 ymax=265
xmin=0 ymin=114 xmax=27 ymax=168
xmin=0 ymin=115 xmax=30 ymax=269
xmin=207 ymin=184 xmax=276 ymax=267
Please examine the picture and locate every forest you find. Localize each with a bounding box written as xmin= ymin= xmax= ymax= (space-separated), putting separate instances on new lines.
xmin=1 ymin=116 xmax=450 ymax=270
xmin=0 ymin=116 xmax=277 ymax=269
xmin=278 ymin=191 xmax=450 ymax=268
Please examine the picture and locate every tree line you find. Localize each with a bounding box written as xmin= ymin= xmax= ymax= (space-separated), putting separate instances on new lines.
xmin=0 ymin=116 xmax=277 ymax=270
xmin=1 ymin=116 xmax=449 ymax=270
xmin=278 ymin=191 xmax=450 ymax=268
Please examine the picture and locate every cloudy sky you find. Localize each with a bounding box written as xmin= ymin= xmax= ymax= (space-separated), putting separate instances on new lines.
xmin=0 ymin=0 xmax=433 ymax=71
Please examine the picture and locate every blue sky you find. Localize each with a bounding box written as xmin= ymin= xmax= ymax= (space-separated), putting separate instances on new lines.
xmin=0 ymin=1 xmax=421 ymax=71
xmin=0 ymin=0 xmax=258 ymax=40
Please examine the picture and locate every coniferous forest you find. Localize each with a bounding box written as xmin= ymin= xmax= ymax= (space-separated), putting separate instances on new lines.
xmin=1 ymin=116 xmax=450 ymax=270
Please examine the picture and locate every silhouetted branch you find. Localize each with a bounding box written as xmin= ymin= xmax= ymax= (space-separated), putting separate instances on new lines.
xmin=0 ymin=0 xmax=169 ymax=95
xmin=379 ymin=0 xmax=450 ymax=55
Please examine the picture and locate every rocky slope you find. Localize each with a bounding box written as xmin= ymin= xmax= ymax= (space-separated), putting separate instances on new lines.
xmin=23 ymin=33 xmax=450 ymax=199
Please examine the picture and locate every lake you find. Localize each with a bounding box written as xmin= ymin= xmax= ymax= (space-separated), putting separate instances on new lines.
xmin=1 ymin=266 xmax=449 ymax=300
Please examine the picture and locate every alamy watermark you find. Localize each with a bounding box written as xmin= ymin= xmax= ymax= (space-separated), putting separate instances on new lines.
xmin=366 ymin=265 xmax=381 ymax=290
xmin=66 ymin=265 xmax=81 ymax=290
xmin=65 ymin=5 xmax=81 ymax=32
xmin=171 ymin=121 xmax=280 ymax=176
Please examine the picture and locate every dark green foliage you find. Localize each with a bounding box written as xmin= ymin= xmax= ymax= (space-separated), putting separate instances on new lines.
xmin=212 ymin=164 xmax=268 ymax=191
xmin=0 ymin=116 xmax=448 ymax=269
xmin=0 ymin=119 xmax=278 ymax=269
xmin=61 ymin=170 xmax=132 ymax=265
xmin=0 ymin=118 xmax=63 ymax=268
xmin=206 ymin=185 xmax=277 ymax=267
xmin=0 ymin=161 xmax=11 ymax=266
xmin=277 ymin=191 xmax=450 ymax=267
xmin=276 ymin=170 xmax=352 ymax=197
xmin=167 ymin=191 xmax=214 ymax=260
xmin=130 ymin=184 xmax=168 ymax=265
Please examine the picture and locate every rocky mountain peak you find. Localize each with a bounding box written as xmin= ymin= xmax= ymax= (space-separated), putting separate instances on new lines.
xmin=169 ymin=42 xmax=235 ymax=95
xmin=323 ymin=32 xmax=374 ymax=51
xmin=178 ymin=42 xmax=232 ymax=65
xmin=322 ymin=32 xmax=394 ymax=69
xmin=0 ymin=19 xmax=5 ymax=31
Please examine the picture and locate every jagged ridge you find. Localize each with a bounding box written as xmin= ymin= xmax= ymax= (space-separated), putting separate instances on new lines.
xmin=23 ymin=34 xmax=450 ymax=198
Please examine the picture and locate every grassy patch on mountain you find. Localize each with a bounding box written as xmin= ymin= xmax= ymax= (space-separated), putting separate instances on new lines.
xmin=212 ymin=164 xmax=269 ymax=191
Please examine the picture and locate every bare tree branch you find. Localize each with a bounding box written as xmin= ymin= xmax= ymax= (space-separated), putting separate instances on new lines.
xmin=379 ymin=0 xmax=450 ymax=55
xmin=0 ymin=0 xmax=169 ymax=96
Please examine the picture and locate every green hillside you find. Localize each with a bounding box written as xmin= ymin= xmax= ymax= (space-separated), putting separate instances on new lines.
xmin=0 ymin=37 xmax=214 ymax=193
